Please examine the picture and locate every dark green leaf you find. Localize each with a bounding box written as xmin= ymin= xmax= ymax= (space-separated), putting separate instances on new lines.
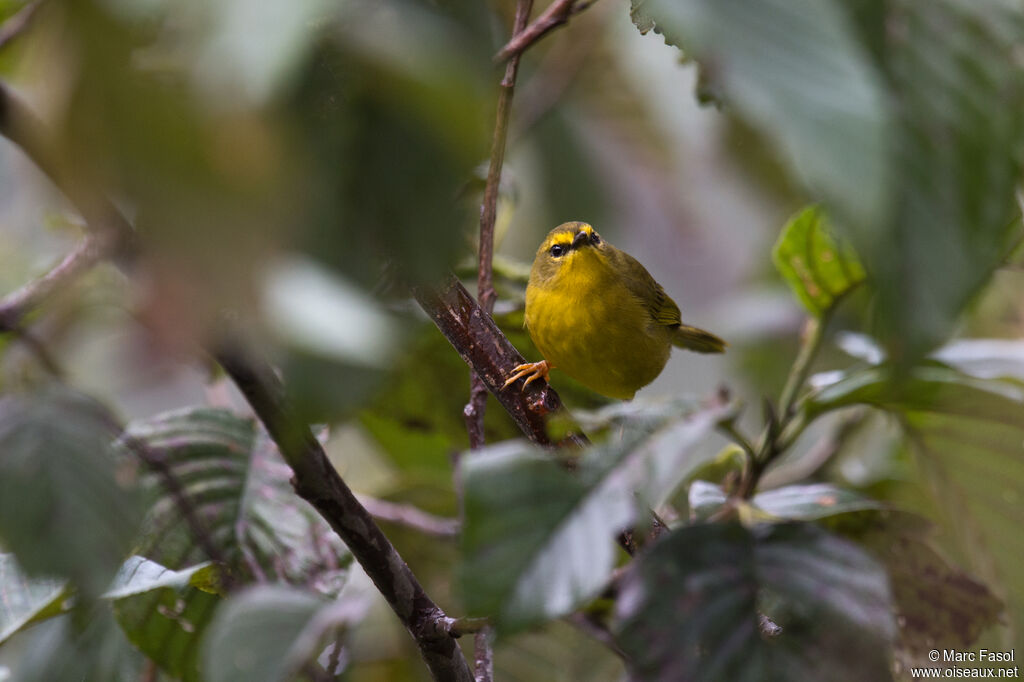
xmin=826 ymin=511 xmax=1003 ymax=663
xmin=630 ymin=0 xmax=891 ymax=231
xmin=614 ymin=522 xmax=895 ymax=682
xmin=859 ymin=0 xmax=1024 ymax=362
xmin=0 ymin=554 xmax=69 ymax=645
xmin=772 ymin=206 xmax=866 ymax=316
xmin=202 ymin=584 xmax=369 ymax=682
xmin=806 ymin=366 xmax=1024 ymax=641
xmin=120 ymin=407 xmax=351 ymax=680
xmin=0 ymin=388 xmax=142 ymax=597
xmin=461 ymin=400 xmax=728 ymax=631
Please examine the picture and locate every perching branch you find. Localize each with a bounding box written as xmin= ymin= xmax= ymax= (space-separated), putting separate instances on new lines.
xmin=414 ymin=274 xmax=585 ymax=447
xmin=494 ymin=0 xmax=597 ymax=63
xmin=215 ymin=344 xmax=473 ymax=682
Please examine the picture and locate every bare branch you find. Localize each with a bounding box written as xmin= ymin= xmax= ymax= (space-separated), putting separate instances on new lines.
xmin=0 ymin=233 xmax=112 ymax=332
xmin=494 ymin=0 xmax=599 ymax=63
xmin=466 ymin=0 xmax=534 ymax=451
xmin=414 ymin=274 xmax=577 ymax=447
xmin=357 ymin=495 xmax=460 ymax=538
xmin=0 ymin=0 xmax=44 ymax=53
xmin=566 ymin=612 xmax=628 ymax=661
xmin=215 ymin=344 xmax=473 ymax=682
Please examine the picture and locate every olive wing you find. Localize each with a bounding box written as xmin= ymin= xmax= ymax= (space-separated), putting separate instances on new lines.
xmin=610 ymin=247 xmax=682 ymax=328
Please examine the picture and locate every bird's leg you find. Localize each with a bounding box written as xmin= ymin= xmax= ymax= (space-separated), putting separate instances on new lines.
xmin=502 ymin=360 xmax=554 ymax=389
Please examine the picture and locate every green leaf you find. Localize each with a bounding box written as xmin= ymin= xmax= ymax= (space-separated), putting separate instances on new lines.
xmin=857 ymin=0 xmax=1024 ymax=362
xmin=773 ymin=206 xmax=866 ymax=316
xmin=119 ymin=407 xmax=351 ymax=680
xmin=688 ymin=481 xmax=883 ymax=523
xmin=826 ymin=511 xmax=1003 ymax=663
xmin=461 ymin=400 xmax=728 ymax=631
xmin=202 ymin=584 xmax=369 ymax=682
xmin=0 ymin=388 xmax=142 ymax=597
xmin=752 ymin=483 xmax=884 ymax=521
xmin=806 ymin=366 xmax=1024 ymax=643
xmin=0 ymin=554 xmax=69 ymax=645
xmin=123 ymin=407 xmax=351 ymax=586
xmin=614 ymin=522 xmax=895 ymax=682
xmin=103 ymin=556 xmax=219 ymax=600
xmin=630 ymin=0 xmax=891 ymax=232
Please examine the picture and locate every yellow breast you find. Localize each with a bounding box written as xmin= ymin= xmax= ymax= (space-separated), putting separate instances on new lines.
xmin=524 ymin=248 xmax=672 ymax=399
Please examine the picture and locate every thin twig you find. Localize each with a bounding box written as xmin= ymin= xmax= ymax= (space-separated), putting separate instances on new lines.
xmin=448 ymin=617 xmax=490 ymax=638
xmin=465 ymin=0 xmax=534 ymax=452
xmin=0 ymin=234 xmax=111 ymax=332
xmin=357 ymin=495 xmax=460 ymax=538
xmin=216 ymin=344 xmax=473 ymax=682
xmin=494 ymin=0 xmax=599 ymax=63
xmin=9 ymin=326 xmax=64 ymax=377
xmin=473 ymin=627 xmax=495 ymax=682
xmin=0 ymin=0 xmax=44 ymax=52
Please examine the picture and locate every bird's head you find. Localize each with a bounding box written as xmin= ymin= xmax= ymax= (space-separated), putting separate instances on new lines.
xmin=530 ymin=221 xmax=607 ymax=286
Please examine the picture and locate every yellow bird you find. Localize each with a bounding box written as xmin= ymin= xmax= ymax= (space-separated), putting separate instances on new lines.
xmin=503 ymin=222 xmax=725 ymax=400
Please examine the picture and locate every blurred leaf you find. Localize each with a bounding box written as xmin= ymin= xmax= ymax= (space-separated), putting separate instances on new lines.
xmin=931 ymin=339 xmax=1024 ymax=383
xmin=13 ymin=610 xmax=146 ymax=682
xmin=0 ymin=554 xmax=68 ymax=645
xmin=613 ymin=522 xmax=895 ymax=682
xmin=631 ymin=0 xmax=891 ymax=232
xmin=688 ymin=481 xmax=883 ymax=523
xmin=826 ymin=511 xmax=1003 ymax=664
xmin=461 ymin=400 xmax=728 ymax=631
xmin=116 ymin=407 xmax=351 ymax=680
xmin=289 ymin=1 xmax=487 ymax=288
xmin=856 ymin=0 xmax=1024 ymax=363
xmin=104 ymin=556 xmax=219 ymax=600
xmin=123 ymin=407 xmax=351 ymax=587
xmin=806 ymin=365 xmax=1024 ymax=642
xmin=772 ymin=206 xmax=865 ymax=316
xmin=202 ymin=584 xmax=369 ymax=682
xmin=752 ymin=483 xmax=884 ymax=520
xmin=0 ymin=388 xmax=142 ymax=597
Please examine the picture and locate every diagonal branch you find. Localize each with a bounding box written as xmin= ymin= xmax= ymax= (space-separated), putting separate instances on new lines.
xmin=414 ymin=274 xmax=584 ymax=447
xmin=215 ymin=344 xmax=473 ymax=682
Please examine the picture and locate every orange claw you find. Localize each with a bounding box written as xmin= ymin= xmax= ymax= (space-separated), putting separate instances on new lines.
xmin=502 ymin=360 xmax=554 ymax=389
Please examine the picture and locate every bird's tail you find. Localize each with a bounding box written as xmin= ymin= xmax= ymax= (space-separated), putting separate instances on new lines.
xmin=672 ymin=325 xmax=727 ymax=354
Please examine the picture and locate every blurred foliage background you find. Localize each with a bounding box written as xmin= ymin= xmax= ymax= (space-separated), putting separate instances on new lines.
xmin=0 ymin=0 xmax=1023 ymax=680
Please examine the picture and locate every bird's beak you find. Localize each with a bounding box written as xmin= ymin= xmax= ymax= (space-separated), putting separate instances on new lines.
xmin=572 ymin=230 xmax=590 ymax=250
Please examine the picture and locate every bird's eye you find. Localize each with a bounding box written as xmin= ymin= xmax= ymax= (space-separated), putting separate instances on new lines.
xmin=549 ymin=244 xmax=566 ymax=257
xmin=592 ymin=234 xmax=601 ymax=245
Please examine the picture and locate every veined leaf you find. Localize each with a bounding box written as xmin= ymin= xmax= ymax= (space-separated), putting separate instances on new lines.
xmin=688 ymin=481 xmax=884 ymax=523
xmin=773 ymin=206 xmax=866 ymax=316
xmin=118 ymin=407 xmax=352 ymax=680
xmin=806 ymin=365 xmax=1024 ymax=643
xmin=461 ymin=399 xmax=729 ymax=631
xmin=614 ymin=522 xmax=895 ymax=682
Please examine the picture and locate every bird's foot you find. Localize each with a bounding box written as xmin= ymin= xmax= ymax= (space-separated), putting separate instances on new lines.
xmin=502 ymin=360 xmax=553 ymax=389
